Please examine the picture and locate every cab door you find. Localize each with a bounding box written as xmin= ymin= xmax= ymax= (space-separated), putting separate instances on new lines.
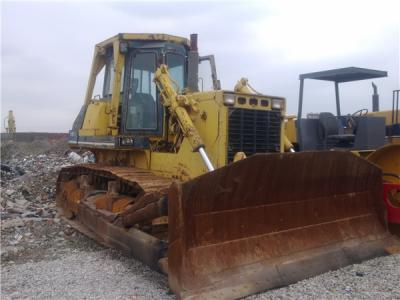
xmin=121 ymin=50 xmax=163 ymax=137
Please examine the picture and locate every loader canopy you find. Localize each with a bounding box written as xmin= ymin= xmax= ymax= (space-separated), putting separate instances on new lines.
xmin=168 ymin=151 xmax=395 ymax=299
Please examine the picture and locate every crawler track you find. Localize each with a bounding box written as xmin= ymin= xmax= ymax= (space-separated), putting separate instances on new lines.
xmin=56 ymin=164 xmax=172 ymax=270
xmin=57 ymin=164 xmax=172 ymax=196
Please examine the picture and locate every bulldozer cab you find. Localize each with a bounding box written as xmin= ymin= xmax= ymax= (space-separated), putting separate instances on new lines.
xmin=70 ymin=33 xmax=220 ymax=142
xmin=121 ymin=42 xmax=186 ymax=136
xmin=296 ymin=67 xmax=388 ymax=151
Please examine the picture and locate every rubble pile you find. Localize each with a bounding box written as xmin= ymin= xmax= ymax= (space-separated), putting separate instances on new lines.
xmin=1 ymin=138 xmax=68 ymax=162
xmin=1 ymin=153 xmax=71 ymax=221
xmin=1 ymin=140 xmax=102 ymax=265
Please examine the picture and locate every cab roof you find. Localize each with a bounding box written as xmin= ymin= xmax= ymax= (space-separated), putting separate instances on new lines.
xmin=97 ymin=33 xmax=190 ymax=48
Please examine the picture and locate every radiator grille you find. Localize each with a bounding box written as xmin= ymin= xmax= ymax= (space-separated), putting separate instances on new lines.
xmin=228 ymin=108 xmax=281 ymax=162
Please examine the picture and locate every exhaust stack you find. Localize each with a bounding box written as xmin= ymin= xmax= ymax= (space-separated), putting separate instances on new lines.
xmin=372 ymin=82 xmax=379 ymax=112
xmin=187 ymin=34 xmax=199 ymax=92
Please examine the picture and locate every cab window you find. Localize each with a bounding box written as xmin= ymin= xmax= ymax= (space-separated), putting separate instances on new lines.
xmin=126 ymin=52 xmax=157 ymax=130
xmin=166 ymin=53 xmax=185 ymax=92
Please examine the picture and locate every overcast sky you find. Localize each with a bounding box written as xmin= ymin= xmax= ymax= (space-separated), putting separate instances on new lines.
xmin=1 ymin=0 xmax=399 ymax=132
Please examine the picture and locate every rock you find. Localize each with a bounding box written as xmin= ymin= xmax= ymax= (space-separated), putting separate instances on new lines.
xmin=5 ymin=189 xmax=15 ymax=196
xmin=1 ymin=218 xmax=25 ymax=229
xmin=21 ymin=188 xmax=31 ymax=198
xmin=21 ymin=211 xmax=39 ymax=218
xmin=41 ymin=211 xmax=53 ymax=218
xmin=15 ymin=199 xmax=29 ymax=207
xmin=68 ymin=152 xmax=82 ymax=163
xmin=1 ymin=246 xmax=20 ymax=258
xmin=22 ymin=217 xmax=43 ymax=222
xmin=82 ymin=151 xmax=95 ymax=163
xmin=7 ymin=207 xmax=26 ymax=214
xmin=64 ymin=228 xmax=75 ymax=236
xmin=1 ymin=164 xmax=12 ymax=172
xmin=9 ymin=233 xmax=23 ymax=245
xmin=14 ymin=166 xmax=25 ymax=175
xmin=6 ymin=201 xmax=16 ymax=208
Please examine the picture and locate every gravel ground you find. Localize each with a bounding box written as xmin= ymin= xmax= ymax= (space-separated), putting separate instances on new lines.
xmin=2 ymin=249 xmax=399 ymax=299
xmin=248 ymin=254 xmax=400 ymax=300
xmin=2 ymin=249 xmax=173 ymax=300
xmin=1 ymin=137 xmax=400 ymax=299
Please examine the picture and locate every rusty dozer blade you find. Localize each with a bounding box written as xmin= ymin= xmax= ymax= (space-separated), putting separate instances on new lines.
xmin=168 ymin=151 xmax=397 ymax=299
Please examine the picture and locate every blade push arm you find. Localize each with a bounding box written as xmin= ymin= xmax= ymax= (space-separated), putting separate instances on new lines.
xmin=154 ymin=64 xmax=214 ymax=171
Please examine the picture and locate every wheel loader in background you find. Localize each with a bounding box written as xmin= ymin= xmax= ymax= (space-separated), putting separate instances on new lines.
xmin=57 ymin=33 xmax=399 ymax=299
xmin=284 ymin=69 xmax=400 ymax=236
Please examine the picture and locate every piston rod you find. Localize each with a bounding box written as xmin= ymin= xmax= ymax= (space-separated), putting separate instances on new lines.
xmin=199 ymin=147 xmax=215 ymax=171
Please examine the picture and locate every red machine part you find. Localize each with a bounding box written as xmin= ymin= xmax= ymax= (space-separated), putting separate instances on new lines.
xmin=383 ymin=183 xmax=400 ymax=224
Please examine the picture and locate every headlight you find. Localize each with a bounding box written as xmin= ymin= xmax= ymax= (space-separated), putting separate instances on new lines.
xmin=223 ymin=94 xmax=235 ymax=106
xmin=272 ymin=99 xmax=282 ymax=110
xmin=120 ymin=137 xmax=134 ymax=146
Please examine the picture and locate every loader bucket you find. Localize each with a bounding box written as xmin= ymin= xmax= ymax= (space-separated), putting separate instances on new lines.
xmin=168 ymin=151 xmax=396 ymax=299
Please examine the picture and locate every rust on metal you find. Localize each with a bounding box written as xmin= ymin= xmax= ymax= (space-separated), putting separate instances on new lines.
xmin=168 ymin=151 xmax=397 ymax=299
xmin=56 ymin=164 xmax=172 ymax=269
xmin=56 ymin=180 xmax=83 ymax=216
xmin=152 ymin=216 xmax=169 ymax=226
xmin=121 ymin=192 xmax=168 ymax=227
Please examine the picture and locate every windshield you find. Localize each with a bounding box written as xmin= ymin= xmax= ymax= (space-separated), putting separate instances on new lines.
xmin=166 ymin=53 xmax=185 ymax=92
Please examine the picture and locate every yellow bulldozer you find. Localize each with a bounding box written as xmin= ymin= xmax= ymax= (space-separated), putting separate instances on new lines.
xmin=57 ymin=33 xmax=399 ymax=299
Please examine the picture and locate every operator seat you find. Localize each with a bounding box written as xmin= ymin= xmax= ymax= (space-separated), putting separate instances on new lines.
xmin=318 ymin=112 xmax=355 ymax=147
xmin=127 ymin=78 xmax=156 ymax=129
